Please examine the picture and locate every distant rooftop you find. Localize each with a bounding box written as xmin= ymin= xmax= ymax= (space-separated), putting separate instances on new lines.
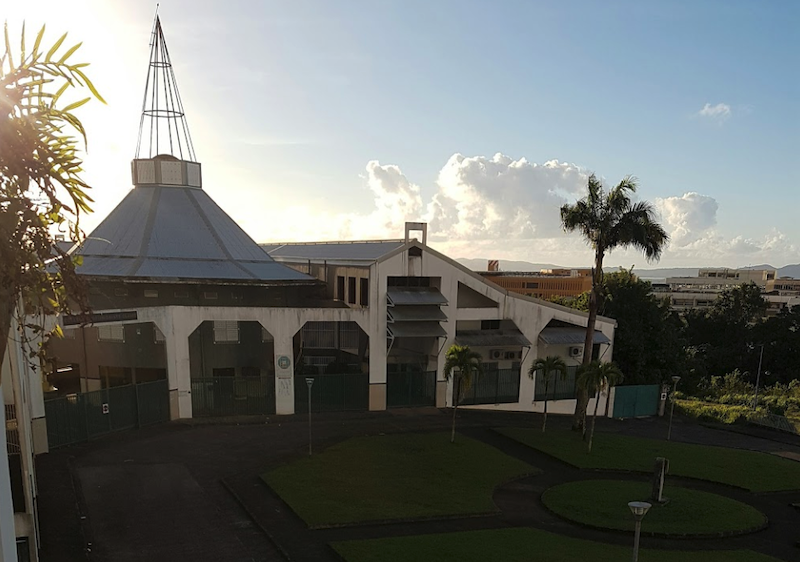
xmin=261 ymin=240 xmax=405 ymax=262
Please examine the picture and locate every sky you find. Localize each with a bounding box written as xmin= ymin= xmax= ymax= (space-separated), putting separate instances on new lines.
xmin=7 ymin=0 xmax=800 ymax=268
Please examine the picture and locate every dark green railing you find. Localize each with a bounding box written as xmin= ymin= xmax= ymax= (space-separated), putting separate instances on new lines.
xmin=387 ymin=371 xmax=436 ymax=407
xmin=44 ymin=378 xmax=170 ymax=449
xmin=191 ymin=377 xmax=276 ymax=417
xmin=461 ymin=369 xmax=520 ymax=405
xmin=295 ymin=373 xmax=369 ymax=413
xmin=532 ymin=365 xmax=578 ymax=401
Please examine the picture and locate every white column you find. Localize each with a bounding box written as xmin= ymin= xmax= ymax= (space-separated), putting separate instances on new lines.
xmin=160 ymin=310 xmax=193 ymax=419
xmin=0 ymin=383 xmax=18 ymax=562
xmin=273 ymin=326 xmax=295 ymax=415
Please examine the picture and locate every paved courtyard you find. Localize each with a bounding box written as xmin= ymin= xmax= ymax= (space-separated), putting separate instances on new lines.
xmin=36 ymin=409 xmax=800 ymax=562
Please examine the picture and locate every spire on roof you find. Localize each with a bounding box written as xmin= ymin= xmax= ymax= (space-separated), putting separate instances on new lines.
xmin=135 ymin=14 xmax=196 ymax=161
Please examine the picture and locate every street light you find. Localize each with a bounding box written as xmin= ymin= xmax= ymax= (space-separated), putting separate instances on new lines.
xmin=628 ymin=501 xmax=651 ymax=562
xmin=305 ymin=377 xmax=314 ymax=456
xmin=667 ymin=375 xmax=681 ymax=441
xmin=753 ymin=344 xmax=764 ymax=410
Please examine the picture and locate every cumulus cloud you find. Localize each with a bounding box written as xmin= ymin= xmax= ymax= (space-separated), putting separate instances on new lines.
xmin=656 ymin=192 xmax=718 ymax=246
xmin=428 ymin=153 xmax=588 ymax=240
xmin=697 ymin=102 xmax=732 ymax=121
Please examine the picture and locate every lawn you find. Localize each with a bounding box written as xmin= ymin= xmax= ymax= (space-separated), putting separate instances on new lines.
xmin=332 ymin=527 xmax=782 ymax=562
xmin=497 ymin=428 xmax=800 ymax=492
xmin=263 ymin=432 xmax=536 ymax=526
xmin=542 ymin=480 xmax=766 ymax=536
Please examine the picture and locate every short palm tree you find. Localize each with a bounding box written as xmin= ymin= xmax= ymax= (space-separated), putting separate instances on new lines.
xmin=577 ymin=361 xmax=624 ymax=453
xmin=529 ymin=356 xmax=568 ymax=432
xmin=561 ymin=174 xmax=668 ymax=431
xmin=443 ymin=345 xmax=484 ymax=443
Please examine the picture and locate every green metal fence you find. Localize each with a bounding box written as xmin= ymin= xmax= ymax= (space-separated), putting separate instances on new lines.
xmin=387 ymin=371 xmax=436 ymax=408
xmin=612 ymin=384 xmax=660 ymax=418
xmin=533 ymin=366 xmax=579 ymax=402
xmin=461 ymin=369 xmax=521 ymax=405
xmin=44 ymin=379 xmax=170 ymax=449
xmin=191 ymin=377 xmax=276 ymax=417
xmin=295 ymin=373 xmax=369 ymax=413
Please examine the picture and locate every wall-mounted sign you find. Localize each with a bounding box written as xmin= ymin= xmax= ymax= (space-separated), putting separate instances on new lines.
xmin=102 ymin=403 xmax=110 ymax=414
xmin=63 ymin=311 xmax=138 ymax=326
xmin=277 ymin=355 xmax=291 ymax=370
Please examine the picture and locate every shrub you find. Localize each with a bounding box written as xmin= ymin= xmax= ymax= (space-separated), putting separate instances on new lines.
xmin=674 ymin=400 xmax=764 ymax=425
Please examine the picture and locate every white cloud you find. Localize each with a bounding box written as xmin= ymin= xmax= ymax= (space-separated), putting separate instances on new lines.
xmin=697 ymin=102 xmax=732 ymax=121
xmin=656 ymin=192 xmax=718 ymax=246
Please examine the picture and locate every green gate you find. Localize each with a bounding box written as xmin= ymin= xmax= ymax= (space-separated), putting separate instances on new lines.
xmin=461 ymin=369 xmax=521 ymax=405
xmin=191 ymin=376 xmax=276 ymax=416
xmin=295 ymin=373 xmax=369 ymax=413
xmin=44 ymin=379 xmax=170 ymax=449
xmin=387 ymin=371 xmax=436 ymax=407
xmin=612 ymin=384 xmax=660 ymax=418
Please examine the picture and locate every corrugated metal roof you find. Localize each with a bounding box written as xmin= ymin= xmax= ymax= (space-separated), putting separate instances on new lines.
xmin=454 ymin=330 xmax=532 ymax=348
xmin=388 ymin=322 xmax=447 ymax=338
xmin=387 ymin=288 xmax=449 ymax=306
xmin=263 ymin=241 xmax=404 ymax=261
xmin=76 ymin=185 xmax=311 ymax=283
xmin=538 ymin=327 xmax=611 ymax=345
xmin=388 ymin=306 xmax=448 ymax=322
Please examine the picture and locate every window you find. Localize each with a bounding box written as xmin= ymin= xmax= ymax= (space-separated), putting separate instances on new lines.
xmin=388 ymin=276 xmax=432 ymax=287
xmin=348 ymin=277 xmax=357 ymax=304
xmin=213 ymin=320 xmax=239 ymax=343
xmin=174 ymin=290 xmax=189 ymax=298
xmin=481 ymin=320 xmax=500 ymax=330
xmin=144 ymin=289 xmax=158 ymax=298
xmin=204 ymin=291 xmax=218 ymax=300
xmin=526 ymin=282 xmax=539 ymax=289
xmin=408 ymin=246 xmax=422 ymax=257
xmin=336 ymin=276 xmax=345 ymax=300
xmin=114 ymin=287 xmax=129 ymax=297
xmin=97 ymin=324 xmax=124 ymax=342
xmin=360 ymin=278 xmax=369 ymax=306
xmin=231 ymin=291 xmax=243 ymax=301
xmin=154 ymin=325 xmax=166 ymax=343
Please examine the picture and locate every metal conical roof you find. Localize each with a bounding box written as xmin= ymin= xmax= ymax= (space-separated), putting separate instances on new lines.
xmin=76 ymin=182 xmax=312 ymax=283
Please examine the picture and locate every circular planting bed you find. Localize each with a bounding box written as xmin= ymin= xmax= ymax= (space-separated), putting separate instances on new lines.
xmin=541 ymin=480 xmax=767 ymax=538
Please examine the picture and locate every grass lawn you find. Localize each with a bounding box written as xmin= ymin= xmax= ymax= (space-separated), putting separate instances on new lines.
xmin=542 ymin=480 xmax=766 ymax=535
xmin=497 ymin=428 xmax=800 ymax=492
xmin=332 ymin=527 xmax=781 ymax=562
xmin=263 ymin=432 xmax=536 ymax=526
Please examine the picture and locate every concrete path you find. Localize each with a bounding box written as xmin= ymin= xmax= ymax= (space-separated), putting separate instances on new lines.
xmin=35 ymin=410 xmax=800 ymax=562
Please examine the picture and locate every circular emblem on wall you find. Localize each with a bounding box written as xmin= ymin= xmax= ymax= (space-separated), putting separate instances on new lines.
xmin=277 ymin=355 xmax=291 ymax=370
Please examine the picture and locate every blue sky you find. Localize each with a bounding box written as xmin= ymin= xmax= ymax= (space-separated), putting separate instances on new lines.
xmin=8 ymin=0 xmax=799 ymax=268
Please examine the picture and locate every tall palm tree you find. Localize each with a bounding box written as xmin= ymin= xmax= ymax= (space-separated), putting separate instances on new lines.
xmin=577 ymin=361 xmax=624 ymax=453
xmin=561 ymin=174 xmax=668 ymax=431
xmin=529 ymin=356 xmax=568 ymax=432
xmin=444 ymin=345 xmax=484 ymax=443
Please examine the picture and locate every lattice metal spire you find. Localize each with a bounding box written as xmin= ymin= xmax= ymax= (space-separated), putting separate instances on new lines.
xmin=135 ymin=15 xmax=197 ymax=161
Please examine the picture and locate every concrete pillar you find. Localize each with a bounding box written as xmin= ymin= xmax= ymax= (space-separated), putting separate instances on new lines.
xmin=273 ymin=329 xmax=295 ymax=415
xmin=160 ymin=312 xmax=193 ymax=419
xmin=368 ymin=328 xmax=387 ymax=411
xmin=519 ymin=345 xmax=536 ymax=405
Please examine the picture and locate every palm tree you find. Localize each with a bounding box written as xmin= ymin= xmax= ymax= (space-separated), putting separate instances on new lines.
xmin=560 ymin=174 xmax=668 ymax=431
xmin=577 ymin=361 xmax=624 ymax=453
xmin=443 ymin=345 xmax=484 ymax=443
xmin=1 ymin=24 xmax=103 ymax=369
xmin=529 ymin=356 xmax=568 ymax=432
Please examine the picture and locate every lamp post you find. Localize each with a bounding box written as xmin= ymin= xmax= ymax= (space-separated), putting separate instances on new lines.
xmin=667 ymin=375 xmax=681 ymax=441
xmin=628 ymin=501 xmax=651 ymax=562
xmin=753 ymin=344 xmax=764 ymax=410
xmin=305 ymin=377 xmax=314 ymax=456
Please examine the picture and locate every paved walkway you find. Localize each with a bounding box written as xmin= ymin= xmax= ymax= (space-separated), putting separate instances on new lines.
xmin=36 ymin=410 xmax=800 ymax=562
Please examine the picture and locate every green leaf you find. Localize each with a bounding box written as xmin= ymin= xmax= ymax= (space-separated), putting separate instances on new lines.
xmin=73 ymin=68 xmax=105 ymax=103
xmin=58 ymin=41 xmax=82 ymax=64
xmin=32 ymin=25 xmax=45 ymax=59
xmin=45 ymin=32 xmax=67 ymax=62
xmin=62 ymin=97 xmax=90 ymax=112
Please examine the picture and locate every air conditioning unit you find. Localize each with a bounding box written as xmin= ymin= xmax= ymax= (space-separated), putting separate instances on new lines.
xmin=490 ymin=349 xmax=503 ymax=360
xmin=569 ymin=346 xmax=583 ymax=358
xmin=504 ymin=350 xmax=520 ymax=360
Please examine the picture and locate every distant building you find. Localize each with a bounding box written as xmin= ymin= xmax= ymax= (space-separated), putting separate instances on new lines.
xmin=477 ymin=261 xmax=592 ymax=300
xmin=655 ymin=268 xmax=795 ymax=317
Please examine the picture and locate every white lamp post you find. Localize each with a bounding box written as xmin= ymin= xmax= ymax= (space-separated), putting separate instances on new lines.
xmin=753 ymin=344 xmax=764 ymax=410
xmin=305 ymin=377 xmax=314 ymax=456
xmin=667 ymin=375 xmax=681 ymax=441
xmin=628 ymin=501 xmax=651 ymax=562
